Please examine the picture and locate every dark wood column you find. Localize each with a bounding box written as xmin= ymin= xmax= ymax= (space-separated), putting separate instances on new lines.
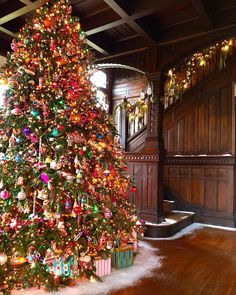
xmin=145 ymin=71 xmax=165 ymax=221
xmin=125 ymin=70 xmax=165 ymax=223
xmin=143 ymin=71 xmax=165 ymax=154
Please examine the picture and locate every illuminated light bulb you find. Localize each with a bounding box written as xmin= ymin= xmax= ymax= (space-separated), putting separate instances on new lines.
xmin=222 ymin=45 xmax=229 ymax=52
xmin=168 ymin=69 xmax=173 ymax=76
xmin=199 ymin=59 xmax=206 ymax=66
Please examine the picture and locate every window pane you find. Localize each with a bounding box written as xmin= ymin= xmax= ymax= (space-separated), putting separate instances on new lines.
xmin=96 ymin=90 xmax=109 ymax=112
xmin=90 ymin=70 xmax=107 ymax=88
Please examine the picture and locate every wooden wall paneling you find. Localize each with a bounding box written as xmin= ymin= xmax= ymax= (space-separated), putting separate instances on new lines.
xmin=127 ymin=162 xmax=143 ymax=213
xmin=125 ymin=155 xmax=160 ymax=222
xmin=191 ymin=167 xmax=204 ymax=206
xmin=208 ymin=95 xmax=217 ymax=153
xmin=164 ymin=160 xmax=235 ymax=226
xmin=217 ymin=168 xmax=233 ymax=212
xmin=177 ymin=118 xmax=184 ymax=153
xmin=220 ymin=86 xmax=229 ymax=152
xmin=231 ymin=82 xmax=235 ymax=155
xmin=187 ymin=112 xmax=194 ymax=153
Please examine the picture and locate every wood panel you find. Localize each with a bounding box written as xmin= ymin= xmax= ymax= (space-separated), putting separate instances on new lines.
xmin=125 ymin=154 xmax=160 ymax=223
xmin=163 ymin=79 xmax=234 ymax=155
xmin=164 ymin=160 xmax=234 ymax=226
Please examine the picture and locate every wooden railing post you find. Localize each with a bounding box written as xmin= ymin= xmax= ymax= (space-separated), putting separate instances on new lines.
xmin=144 ymin=71 xmax=165 ymax=222
xmin=119 ymin=98 xmax=129 ymax=151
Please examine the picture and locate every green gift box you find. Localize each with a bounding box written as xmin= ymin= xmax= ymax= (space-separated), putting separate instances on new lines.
xmin=112 ymin=245 xmax=133 ymax=269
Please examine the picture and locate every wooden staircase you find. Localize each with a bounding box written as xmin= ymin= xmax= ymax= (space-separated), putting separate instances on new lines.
xmin=144 ymin=200 xmax=195 ymax=238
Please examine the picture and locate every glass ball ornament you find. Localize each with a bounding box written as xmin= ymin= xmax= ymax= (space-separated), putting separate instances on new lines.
xmin=0 ymin=189 xmax=10 ymax=200
xmin=41 ymin=173 xmax=50 ymax=184
xmin=96 ymin=133 xmax=104 ymax=140
xmin=73 ymin=205 xmax=82 ymax=215
xmin=16 ymin=137 xmax=23 ymax=144
xmin=0 ymin=253 xmax=7 ymax=265
xmin=15 ymin=154 xmax=23 ymax=163
xmin=93 ymin=204 xmax=99 ymax=213
xmin=131 ymin=186 xmax=138 ymax=193
xmin=17 ymin=189 xmax=26 ymax=200
xmin=22 ymin=127 xmax=31 ymax=136
xmin=31 ymin=109 xmax=39 ymax=117
xmin=50 ymin=160 xmax=57 ymax=169
xmin=51 ymin=128 xmax=59 ymax=137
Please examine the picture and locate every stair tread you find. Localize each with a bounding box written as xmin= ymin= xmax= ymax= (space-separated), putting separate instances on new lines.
xmin=146 ymin=210 xmax=195 ymax=227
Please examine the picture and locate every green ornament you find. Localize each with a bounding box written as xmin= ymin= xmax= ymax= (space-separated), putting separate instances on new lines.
xmin=51 ymin=128 xmax=59 ymax=137
xmin=31 ymin=109 xmax=39 ymax=117
xmin=93 ymin=204 xmax=99 ymax=213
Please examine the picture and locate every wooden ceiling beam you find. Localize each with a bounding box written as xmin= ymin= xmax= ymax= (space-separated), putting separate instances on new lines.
xmin=104 ymin=0 xmax=156 ymax=44
xmin=86 ymin=39 xmax=110 ymax=56
xmin=0 ymin=1 xmax=42 ymax=25
xmin=95 ymin=46 xmax=148 ymax=62
xmin=190 ymin=0 xmax=213 ymax=29
xmin=85 ymin=19 xmax=125 ymax=36
xmin=131 ymin=0 xmax=182 ymax=19
xmin=19 ymin=0 xmax=33 ymax=5
xmin=0 ymin=26 xmax=15 ymax=38
xmin=158 ymin=23 xmax=236 ymax=46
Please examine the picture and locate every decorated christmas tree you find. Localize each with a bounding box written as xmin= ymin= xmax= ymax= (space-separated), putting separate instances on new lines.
xmin=0 ymin=0 xmax=142 ymax=292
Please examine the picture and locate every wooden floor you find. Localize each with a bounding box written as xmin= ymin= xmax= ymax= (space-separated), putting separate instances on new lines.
xmin=109 ymin=226 xmax=236 ymax=295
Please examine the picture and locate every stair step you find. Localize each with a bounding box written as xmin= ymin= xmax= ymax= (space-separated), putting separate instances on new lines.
xmin=163 ymin=199 xmax=175 ymax=213
xmin=144 ymin=210 xmax=195 ymax=238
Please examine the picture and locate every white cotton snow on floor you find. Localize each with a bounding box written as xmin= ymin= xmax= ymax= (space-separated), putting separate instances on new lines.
xmin=143 ymin=222 xmax=236 ymax=241
xmin=12 ymin=241 xmax=161 ymax=295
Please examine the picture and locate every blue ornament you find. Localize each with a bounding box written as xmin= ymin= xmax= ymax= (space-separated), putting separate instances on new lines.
xmin=96 ymin=133 xmax=104 ymax=139
xmin=31 ymin=109 xmax=39 ymax=117
xmin=51 ymin=128 xmax=59 ymax=137
xmin=16 ymin=137 xmax=23 ymax=144
xmin=15 ymin=154 xmax=23 ymax=162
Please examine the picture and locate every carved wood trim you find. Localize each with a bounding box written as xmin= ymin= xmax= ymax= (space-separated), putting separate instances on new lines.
xmin=165 ymin=156 xmax=235 ymax=166
xmin=124 ymin=153 xmax=159 ymax=162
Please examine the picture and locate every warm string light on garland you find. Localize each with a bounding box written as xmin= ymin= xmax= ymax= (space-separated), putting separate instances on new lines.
xmin=114 ymin=83 xmax=153 ymax=124
xmin=0 ymin=0 xmax=144 ymax=292
xmin=164 ymin=38 xmax=235 ymax=109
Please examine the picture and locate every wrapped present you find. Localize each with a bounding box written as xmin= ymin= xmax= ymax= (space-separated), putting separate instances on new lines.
xmin=94 ymin=256 xmax=111 ymax=277
xmin=46 ymin=256 xmax=78 ymax=277
xmin=127 ymin=240 xmax=138 ymax=253
xmin=112 ymin=245 xmax=133 ymax=269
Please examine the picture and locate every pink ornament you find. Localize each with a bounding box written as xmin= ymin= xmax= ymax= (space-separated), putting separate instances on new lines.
xmin=30 ymin=133 xmax=38 ymax=143
xmin=0 ymin=189 xmax=10 ymax=200
xmin=104 ymin=208 xmax=112 ymax=219
xmin=41 ymin=173 xmax=50 ymax=184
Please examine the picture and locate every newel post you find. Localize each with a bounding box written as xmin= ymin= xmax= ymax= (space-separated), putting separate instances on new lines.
xmin=144 ymin=70 xmax=165 ymax=221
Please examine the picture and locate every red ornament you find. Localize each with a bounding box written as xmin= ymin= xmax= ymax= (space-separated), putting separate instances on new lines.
xmin=58 ymin=124 xmax=65 ymax=131
xmin=131 ymin=186 xmax=138 ymax=193
xmin=73 ymin=206 xmax=82 ymax=215
xmin=47 ymin=219 xmax=56 ymax=228
xmin=43 ymin=19 xmax=52 ymax=28
xmin=79 ymin=149 xmax=85 ymax=156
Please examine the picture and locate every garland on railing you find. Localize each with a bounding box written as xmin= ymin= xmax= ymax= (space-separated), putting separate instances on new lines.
xmin=114 ymin=83 xmax=153 ymax=123
xmin=164 ymin=38 xmax=235 ymax=109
